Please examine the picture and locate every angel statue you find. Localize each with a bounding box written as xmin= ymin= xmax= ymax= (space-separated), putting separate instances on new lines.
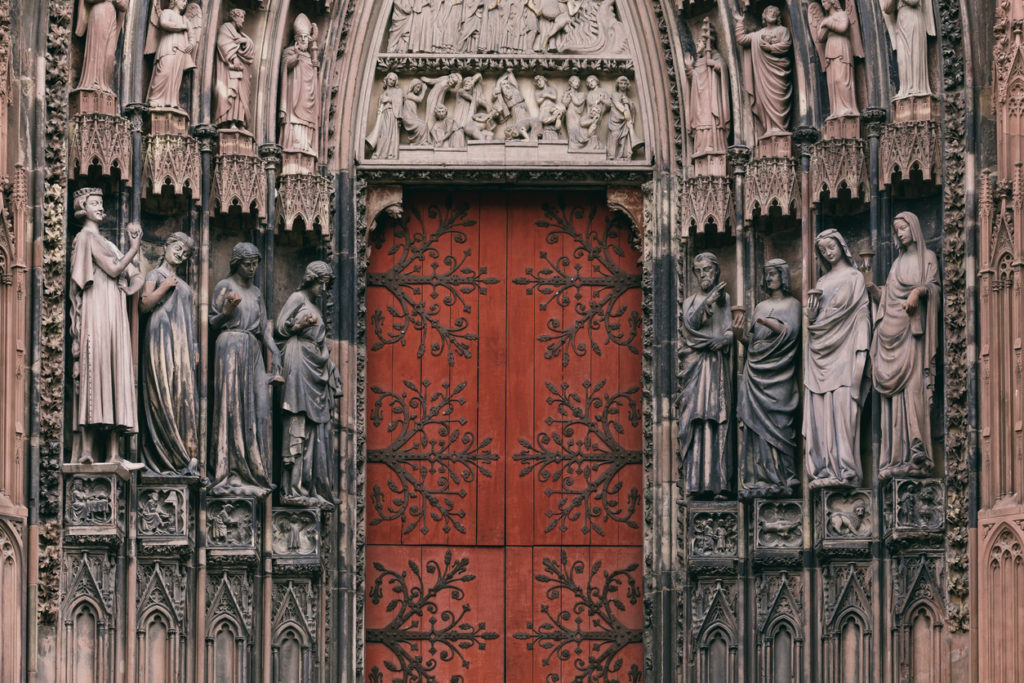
xmin=808 ymin=0 xmax=864 ymax=118
xmin=144 ymin=0 xmax=202 ymax=111
xmin=880 ymin=0 xmax=935 ymax=98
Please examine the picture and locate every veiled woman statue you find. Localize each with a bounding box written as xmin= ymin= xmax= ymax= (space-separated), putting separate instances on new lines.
xmin=75 ymin=0 xmax=129 ymax=93
xmin=736 ymin=259 xmax=801 ymax=498
xmin=366 ymin=72 xmax=404 ymax=159
xmin=734 ymin=5 xmax=793 ymax=139
xmin=880 ymin=0 xmax=935 ymax=97
xmin=869 ymin=212 xmax=940 ymax=480
xmin=608 ymin=76 xmax=642 ymax=160
xmin=279 ymin=14 xmax=320 ymax=156
xmin=140 ymin=232 xmax=198 ymax=475
xmin=69 ymin=188 xmax=142 ymax=463
xmin=276 ymin=262 xmax=343 ymax=507
xmin=209 ymin=243 xmax=281 ymax=496
xmin=808 ymin=0 xmax=864 ymax=118
xmin=684 ymin=18 xmax=731 ymax=161
xmin=805 ymin=229 xmax=871 ymax=489
xmin=144 ymin=0 xmax=201 ymax=110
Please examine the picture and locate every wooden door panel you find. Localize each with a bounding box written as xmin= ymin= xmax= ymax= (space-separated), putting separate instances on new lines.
xmin=367 ymin=191 xmax=643 ymax=681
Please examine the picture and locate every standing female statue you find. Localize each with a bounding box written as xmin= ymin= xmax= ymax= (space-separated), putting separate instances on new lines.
xmin=279 ymin=14 xmax=320 ymax=156
xmin=736 ymin=259 xmax=801 ymax=498
xmin=808 ymin=0 xmax=864 ymax=118
xmin=144 ymin=0 xmax=202 ymax=110
xmin=562 ymin=75 xmax=587 ymax=149
xmin=75 ymin=0 xmax=129 ymax=93
xmin=804 ymin=229 xmax=871 ymax=489
xmin=277 ymin=262 xmax=343 ymax=506
xmin=607 ymin=76 xmax=642 ymax=160
xmin=869 ymin=212 xmax=940 ymax=479
xmin=366 ymin=72 xmax=404 ymax=159
xmin=880 ymin=0 xmax=935 ymax=97
xmin=69 ymin=188 xmax=142 ymax=463
xmin=140 ymin=232 xmax=198 ymax=475
xmin=684 ymin=18 xmax=731 ymax=160
xmin=209 ymin=243 xmax=281 ymax=496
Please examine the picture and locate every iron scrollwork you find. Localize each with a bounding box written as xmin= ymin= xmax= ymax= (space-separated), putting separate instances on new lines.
xmin=513 ymin=550 xmax=642 ymax=683
xmin=514 ymin=380 xmax=642 ymax=536
xmin=368 ymin=380 xmax=498 ymax=536
xmin=368 ymin=198 xmax=499 ymax=366
xmin=513 ymin=200 xmax=641 ymax=367
xmin=366 ymin=550 xmax=499 ymax=683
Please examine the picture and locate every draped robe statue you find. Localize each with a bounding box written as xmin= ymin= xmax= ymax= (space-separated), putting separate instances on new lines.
xmin=279 ymin=14 xmax=320 ymax=156
xmin=684 ymin=18 xmax=731 ymax=160
xmin=144 ymin=0 xmax=201 ymax=110
xmin=880 ymin=0 xmax=935 ymax=98
xmin=808 ymin=0 xmax=864 ymax=118
xmin=871 ymin=212 xmax=940 ymax=479
xmin=679 ymin=253 xmax=734 ymax=495
xmin=366 ymin=72 xmax=404 ymax=159
xmin=214 ymin=10 xmax=255 ymax=129
xmin=735 ymin=6 xmax=793 ymax=139
xmin=75 ymin=0 xmax=129 ymax=93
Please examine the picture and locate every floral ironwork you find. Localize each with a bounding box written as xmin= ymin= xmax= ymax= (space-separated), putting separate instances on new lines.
xmin=513 ymin=200 xmax=641 ymax=367
xmin=368 ymin=198 xmax=499 ymax=366
xmin=513 ymin=550 xmax=642 ymax=682
xmin=368 ymin=380 xmax=498 ymax=536
xmin=367 ymin=550 xmax=499 ymax=683
xmin=514 ymin=380 xmax=642 ymax=536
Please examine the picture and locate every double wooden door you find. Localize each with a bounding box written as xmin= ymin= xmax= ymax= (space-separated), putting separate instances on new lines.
xmin=366 ymin=190 xmax=643 ymax=682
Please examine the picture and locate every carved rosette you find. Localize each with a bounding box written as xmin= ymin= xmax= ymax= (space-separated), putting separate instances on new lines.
xmin=277 ymin=173 xmax=332 ymax=234
xmin=213 ymin=154 xmax=267 ymax=218
xmin=68 ymin=114 xmax=132 ymax=182
xmin=810 ymin=138 xmax=868 ymax=203
xmin=681 ymin=175 xmax=733 ymax=234
xmin=880 ymin=120 xmax=942 ymax=189
xmin=744 ymin=157 xmax=800 ymax=221
xmin=143 ymin=134 xmax=201 ymax=198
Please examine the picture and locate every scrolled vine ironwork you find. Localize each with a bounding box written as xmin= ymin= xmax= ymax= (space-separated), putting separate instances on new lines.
xmin=513 ymin=550 xmax=643 ymax=683
xmin=368 ymin=197 xmax=499 ymax=366
xmin=514 ymin=380 xmax=641 ymax=536
xmin=368 ymin=380 xmax=498 ymax=536
xmin=367 ymin=550 xmax=498 ymax=683
xmin=513 ymin=199 xmax=641 ymax=367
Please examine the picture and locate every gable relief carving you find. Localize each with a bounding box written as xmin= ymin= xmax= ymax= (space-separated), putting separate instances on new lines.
xmin=362 ymin=0 xmax=649 ymax=166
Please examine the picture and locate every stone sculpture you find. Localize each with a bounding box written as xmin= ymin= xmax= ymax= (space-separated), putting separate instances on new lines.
xmin=736 ymin=259 xmax=801 ymax=498
xmin=684 ymin=18 xmax=731 ymax=161
xmin=408 ymin=0 xmax=436 ymax=53
xmin=423 ymin=72 xmax=463 ymax=139
xmin=388 ymin=0 xmax=414 ymax=52
xmin=679 ymin=252 xmax=733 ymax=496
xmin=562 ymin=74 xmax=587 ymax=148
xmin=429 ymin=105 xmax=464 ymax=148
xmin=869 ymin=212 xmax=940 ymax=480
xmin=880 ymin=0 xmax=935 ymax=98
xmin=144 ymin=0 xmax=202 ymax=111
xmin=68 ymin=188 xmax=142 ymax=463
xmin=805 ymin=229 xmax=870 ymax=489
xmin=734 ymin=5 xmax=793 ymax=139
xmin=366 ymin=72 xmax=404 ymax=159
xmin=214 ymin=9 xmax=255 ymax=129
xmin=276 ymin=262 xmax=343 ymax=507
xmin=279 ymin=14 xmax=320 ymax=156
xmin=534 ymin=75 xmax=565 ymax=141
xmin=808 ymin=0 xmax=864 ymax=118
xmin=454 ymin=73 xmax=495 ymax=142
xmin=74 ymin=0 xmax=129 ymax=93
xmin=607 ymin=76 xmax=641 ymax=159
xmin=493 ymin=70 xmax=540 ymax=140
xmin=209 ymin=242 xmax=280 ymax=496
xmin=575 ymin=74 xmax=610 ymax=151
xmin=140 ymin=232 xmax=199 ymax=475
xmin=401 ymin=79 xmax=430 ymax=145
xmin=528 ymin=0 xmax=573 ymax=51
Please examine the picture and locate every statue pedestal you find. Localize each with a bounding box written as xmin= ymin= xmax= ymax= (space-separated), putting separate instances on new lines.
xmin=69 ymin=113 xmax=131 ymax=182
xmin=880 ymin=120 xmax=942 ymax=193
xmin=893 ymin=94 xmax=941 ymax=123
xmin=143 ymin=108 xmax=199 ymax=199
xmin=277 ymin=172 xmax=332 ymax=233
xmin=744 ymin=156 xmax=800 ymax=221
xmin=693 ymin=152 xmax=727 ymax=177
xmin=213 ymin=129 xmax=267 ymax=218
xmin=63 ymin=462 xmax=137 ymax=543
xmin=148 ymin=108 xmax=190 ymax=136
xmin=823 ymin=115 xmax=860 ymax=140
xmin=681 ymin=175 xmax=733 ymax=234
xmin=810 ymin=137 xmax=868 ymax=210
xmin=755 ymin=132 xmax=793 ymax=159
xmin=69 ymin=88 xmax=118 ymax=117
xmin=281 ymin=150 xmax=317 ymax=176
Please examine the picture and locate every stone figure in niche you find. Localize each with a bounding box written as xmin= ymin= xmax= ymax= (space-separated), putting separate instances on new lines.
xmin=402 ymin=79 xmax=430 ymax=145
xmin=534 ymin=75 xmax=565 ymax=140
xmin=454 ymin=73 xmax=496 ymax=142
xmin=429 ymin=105 xmax=464 ymax=149
xmin=493 ymin=70 xmax=541 ymax=140
xmin=735 ymin=259 xmax=800 ymax=498
xmin=563 ymin=74 xmax=587 ymax=148
xmin=805 ymin=229 xmax=870 ymax=489
xmin=734 ymin=5 xmax=793 ymax=139
xmin=209 ymin=242 xmax=281 ymax=496
xmin=576 ymin=74 xmax=610 ymax=151
xmin=880 ymin=0 xmax=935 ymax=98
xmin=144 ymin=0 xmax=202 ymax=111
xmin=678 ymin=252 xmax=734 ymax=496
xmin=214 ymin=9 xmax=255 ymax=130
xmin=140 ymin=232 xmax=199 ymax=475
xmin=423 ymin=72 xmax=463 ymax=138
xmin=69 ymin=188 xmax=142 ymax=464
xmin=276 ymin=261 xmax=343 ymax=507
xmin=279 ymin=14 xmax=320 ymax=157
xmin=366 ymin=72 xmax=404 ymax=159
xmin=684 ymin=18 xmax=731 ymax=161
xmin=75 ymin=0 xmax=129 ymax=93
xmin=808 ymin=0 xmax=864 ymax=118
xmin=608 ymin=76 xmax=642 ymax=160
xmin=388 ymin=0 xmax=414 ymax=52
xmin=868 ymin=212 xmax=940 ymax=480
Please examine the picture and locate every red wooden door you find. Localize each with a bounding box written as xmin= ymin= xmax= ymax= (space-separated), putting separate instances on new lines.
xmin=366 ymin=190 xmax=643 ymax=682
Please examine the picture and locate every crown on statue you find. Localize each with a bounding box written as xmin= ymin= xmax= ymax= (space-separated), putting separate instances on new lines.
xmin=73 ymin=187 xmax=103 ymax=202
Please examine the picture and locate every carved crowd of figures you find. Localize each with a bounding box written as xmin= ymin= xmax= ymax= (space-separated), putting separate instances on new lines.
xmin=366 ymin=70 xmax=643 ymax=159
xmin=385 ymin=0 xmax=629 ymax=55
xmin=679 ymin=218 xmax=940 ymax=498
